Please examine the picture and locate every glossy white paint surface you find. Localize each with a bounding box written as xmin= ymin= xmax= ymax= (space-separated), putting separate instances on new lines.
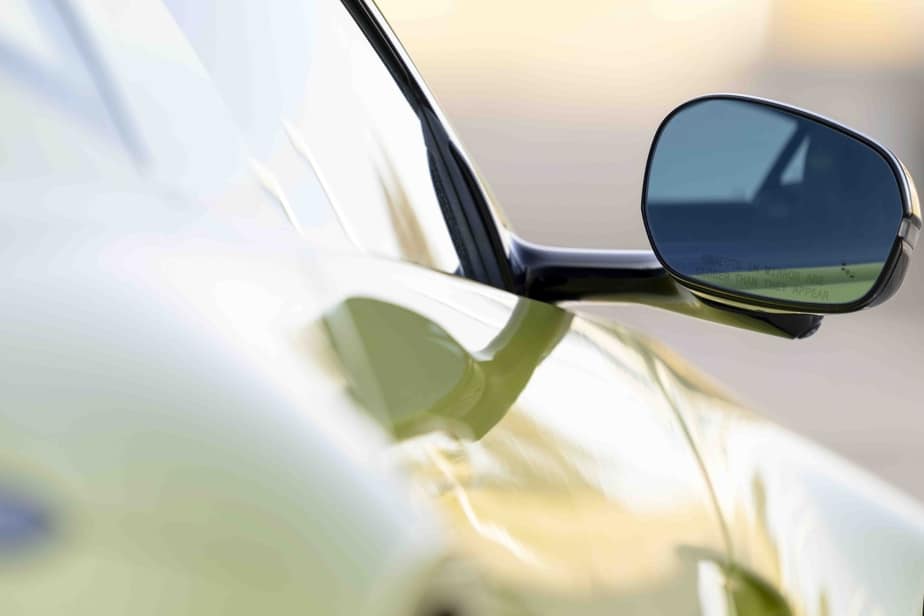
xmin=0 ymin=1 xmax=922 ymax=614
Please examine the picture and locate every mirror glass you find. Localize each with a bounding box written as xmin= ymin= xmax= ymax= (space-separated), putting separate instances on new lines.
xmin=644 ymin=98 xmax=905 ymax=306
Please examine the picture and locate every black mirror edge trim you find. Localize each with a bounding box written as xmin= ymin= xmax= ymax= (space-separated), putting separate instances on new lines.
xmin=510 ymin=235 xmax=823 ymax=339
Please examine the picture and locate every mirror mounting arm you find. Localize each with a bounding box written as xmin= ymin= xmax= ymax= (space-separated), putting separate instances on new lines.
xmin=509 ymin=235 xmax=823 ymax=339
xmin=510 ymin=235 xmax=666 ymax=302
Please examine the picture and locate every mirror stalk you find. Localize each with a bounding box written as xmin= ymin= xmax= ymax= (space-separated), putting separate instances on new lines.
xmin=510 ymin=235 xmax=823 ymax=339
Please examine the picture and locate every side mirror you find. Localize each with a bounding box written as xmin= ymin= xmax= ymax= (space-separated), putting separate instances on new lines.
xmin=509 ymin=95 xmax=920 ymax=339
xmin=642 ymin=95 xmax=920 ymax=313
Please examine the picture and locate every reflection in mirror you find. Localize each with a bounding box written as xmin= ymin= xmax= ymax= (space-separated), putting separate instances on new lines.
xmin=644 ymin=98 xmax=905 ymax=306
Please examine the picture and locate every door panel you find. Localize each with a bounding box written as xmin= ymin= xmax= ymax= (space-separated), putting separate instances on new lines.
xmin=321 ymin=255 xmax=739 ymax=614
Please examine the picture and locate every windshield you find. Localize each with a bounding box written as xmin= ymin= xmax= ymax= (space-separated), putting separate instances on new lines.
xmin=162 ymin=0 xmax=464 ymax=274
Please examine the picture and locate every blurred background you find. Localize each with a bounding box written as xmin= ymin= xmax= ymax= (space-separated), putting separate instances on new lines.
xmin=377 ymin=0 xmax=924 ymax=500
